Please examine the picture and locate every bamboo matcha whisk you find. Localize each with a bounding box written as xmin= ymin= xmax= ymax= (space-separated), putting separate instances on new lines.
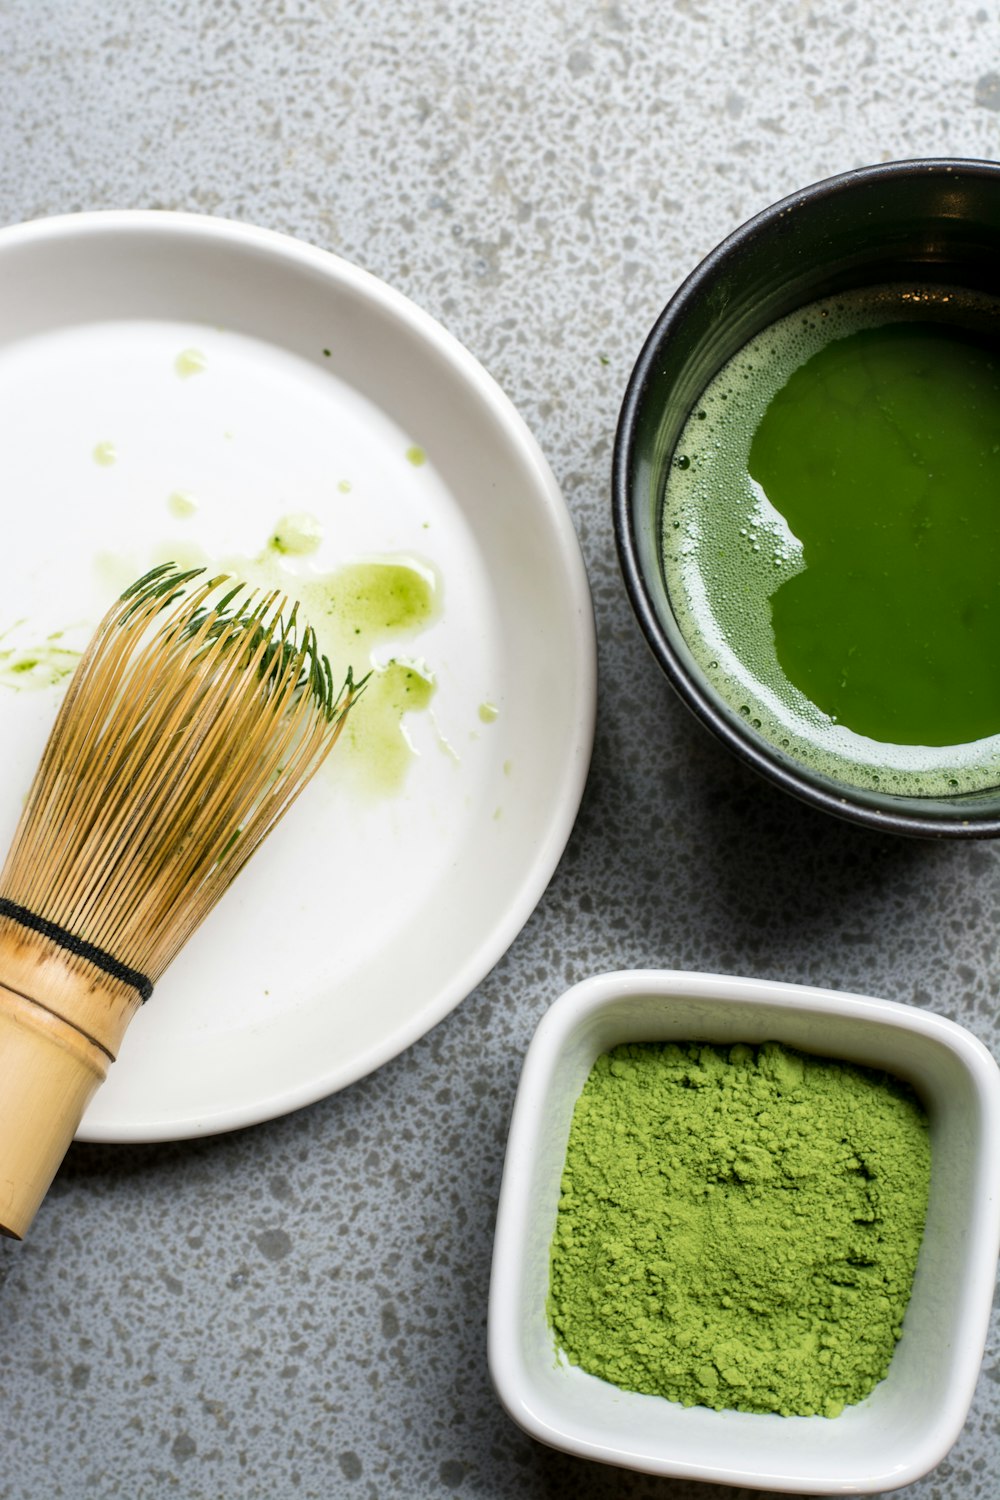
xmin=0 ymin=563 xmax=358 ymax=1239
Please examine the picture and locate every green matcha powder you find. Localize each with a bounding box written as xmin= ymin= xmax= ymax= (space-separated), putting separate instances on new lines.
xmin=548 ymin=1041 xmax=931 ymax=1418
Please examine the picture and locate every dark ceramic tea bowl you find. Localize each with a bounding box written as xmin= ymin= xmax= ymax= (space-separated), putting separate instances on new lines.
xmin=613 ymin=157 xmax=1000 ymax=837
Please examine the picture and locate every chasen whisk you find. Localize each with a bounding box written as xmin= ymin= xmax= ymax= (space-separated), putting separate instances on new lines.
xmin=0 ymin=563 xmax=358 ymax=1238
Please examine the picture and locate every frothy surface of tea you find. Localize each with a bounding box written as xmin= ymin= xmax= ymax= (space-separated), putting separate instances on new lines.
xmin=661 ymin=285 xmax=1000 ymax=797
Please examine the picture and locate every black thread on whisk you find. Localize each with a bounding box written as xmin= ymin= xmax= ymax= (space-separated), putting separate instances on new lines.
xmin=0 ymin=898 xmax=154 ymax=1003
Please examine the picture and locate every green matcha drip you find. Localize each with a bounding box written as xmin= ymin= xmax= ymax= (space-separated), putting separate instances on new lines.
xmin=0 ymin=630 xmax=82 ymax=691
xmin=343 ymin=659 xmax=436 ymax=794
xmin=549 ymin=1040 xmax=931 ymax=1418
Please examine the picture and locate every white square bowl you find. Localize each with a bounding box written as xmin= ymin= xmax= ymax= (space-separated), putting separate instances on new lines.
xmin=488 ymin=970 xmax=1000 ymax=1494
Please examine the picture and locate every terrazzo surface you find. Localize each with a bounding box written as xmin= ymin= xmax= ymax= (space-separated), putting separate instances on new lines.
xmin=2 ymin=1 xmax=1000 ymax=1496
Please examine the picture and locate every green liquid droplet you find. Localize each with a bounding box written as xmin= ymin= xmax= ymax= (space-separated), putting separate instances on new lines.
xmin=175 ymin=347 xmax=207 ymax=378
xmin=92 ymin=440 xmax=117 ymax=467
xmin=268 ymin=513 xmax=323 ymax=556
xmin=168 ymin=490 xmax=199 ymax=519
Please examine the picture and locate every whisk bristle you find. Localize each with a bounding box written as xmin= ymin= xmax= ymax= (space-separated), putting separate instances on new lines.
xmin=0 ymin=563 xmax=358 ymax=995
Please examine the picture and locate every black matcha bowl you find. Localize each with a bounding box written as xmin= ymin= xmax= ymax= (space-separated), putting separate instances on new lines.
xmin=613 ymin=157 xmax=1000 ymax=838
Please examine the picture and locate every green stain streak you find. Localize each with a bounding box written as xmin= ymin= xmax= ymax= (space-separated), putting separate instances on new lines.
xmin=345 ymin=659 xmax=436 ymax=795
xmin=0 ymin=632 xmax=81 ymax=692
xmin=297 ymin=559 xmax=439 ymax=794
xmin=325 ymin=561 xmax=435 ymax=636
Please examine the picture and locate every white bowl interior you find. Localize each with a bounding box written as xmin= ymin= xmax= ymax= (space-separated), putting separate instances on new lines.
xmin=489 ymin=972 xmax=1000 ymax=1494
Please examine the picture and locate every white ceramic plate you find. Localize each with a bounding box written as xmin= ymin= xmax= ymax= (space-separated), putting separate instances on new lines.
xmin=0 ymin=211 xmax=596 ymax=1142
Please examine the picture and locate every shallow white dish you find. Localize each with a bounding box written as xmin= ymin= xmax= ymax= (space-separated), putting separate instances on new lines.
xmin=488 ymin=969 xmax=1000 ymax=1494
xmin=0 ymin=210 xmax=596 ymax=1142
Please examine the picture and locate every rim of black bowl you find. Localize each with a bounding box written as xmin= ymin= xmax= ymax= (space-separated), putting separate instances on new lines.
xmin=612 ymin=156 xmax=1000 ymax=839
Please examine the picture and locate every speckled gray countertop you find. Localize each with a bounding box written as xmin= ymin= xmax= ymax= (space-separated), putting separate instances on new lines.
xmin=2 ymin=2 xmax=999 ymax=1497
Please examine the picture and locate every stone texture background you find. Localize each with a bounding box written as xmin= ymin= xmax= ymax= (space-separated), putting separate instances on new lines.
xmin=1 ymin=2 xmax=999 ymax=1496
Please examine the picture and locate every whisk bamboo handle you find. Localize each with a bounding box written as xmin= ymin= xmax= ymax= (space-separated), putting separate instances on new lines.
xmin=0 ymin=983 xmax=109 ymax=1239
xmin=0 ymin=927 xmax=142 ymax=1238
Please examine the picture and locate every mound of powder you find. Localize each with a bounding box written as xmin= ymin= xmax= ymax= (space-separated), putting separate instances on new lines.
xmin=548 ymin=1040 xmax=931 ymax=1418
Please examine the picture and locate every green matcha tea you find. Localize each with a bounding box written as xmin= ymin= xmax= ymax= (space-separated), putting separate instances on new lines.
xmin=661 ymin=285 xmax=1000 ymax=796
xmin=548 ymin=1041 xmax=930 ymax=1417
